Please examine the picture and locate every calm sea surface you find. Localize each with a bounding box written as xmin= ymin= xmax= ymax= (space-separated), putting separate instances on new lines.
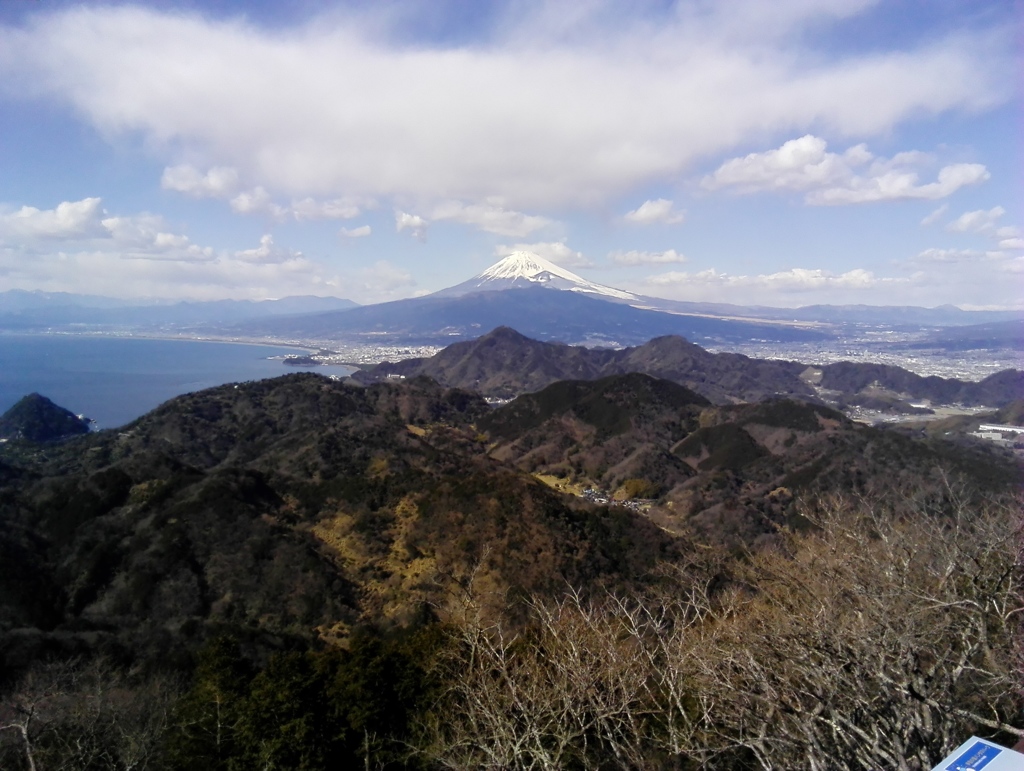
xmin=0 ymin=335 xmax=355 ymax=429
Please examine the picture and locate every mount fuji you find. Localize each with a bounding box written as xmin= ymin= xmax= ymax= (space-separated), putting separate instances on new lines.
xmin=434 ymin=251 xmax=637 ymax=302
xmin=231 ymin=252 xmax=830 ymax=346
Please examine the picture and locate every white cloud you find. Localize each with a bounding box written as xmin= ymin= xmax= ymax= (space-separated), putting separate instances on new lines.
xmin=946 ymin=205 xmax=1005 ymax=234
xmin=358 ymin=260 xmax=415 ymax=297
xmin=100 ymin=213 xmax=215 ymax=262
xmin=233 ymin=234 xmax=302 ymax=264
xmin=290 ymin=197 xmax=363 ymax=221
xmin=703 ymin=135 xmax=989 ymax=204
xmin=920 ymin=204 xmax=948 ymax=226
xmin=495 ymin=241 xmax=592 ymax=268
xmin=703 ymin=136 xmax=859 ymax=193
xmin=229 ymin=187 xmax=287 ymax=219
xmin=0 ymin=197 xmax=220 ymax=263
xmin=914 ymin=247 xmax=986 ymax=263
xmin=163 ymin=165 xmax=365 ymax=222
xmin=675 ymin=0 xmax=879 ymax=44
xmin=917 ymin=205 xmax=1023 ymax=268
xmin=0 ymin=244 xmax=335 ymax=301
xmin=648 ymin=266 xmax=901 ymax=293
xmin=395 ymin=211 xmax=428 ymax=240
xmin=388 ymin=200 xmax=552 ymax=239
xmin=161 ymin=164 xmax=240 ymax=198
xmin=0 ymin=198 xmax=108 ymax=240
xmin=1001 ymin=257 xmax=1024 ymax=274
xmin=0 ymin=5 xmax=1009 ymax=210
xmin=0 ymin=199 xmax=339 ymax=300
xmin=631 ymin=264 xmax=998 ymax=310
xmin=339 ymin=225 xmax=371 ymax=238
xmin=809 ymin=163 xmax=988 ymax=205
xmin=227 ymin=189 xmax=364 ymax=221
xmin=623 ymin=199 xmax=685 ymax=225
xmin=429 ymin=200 xmax=552 ymax=237
xmin=608 ymin=249 xmax=687 ymax=266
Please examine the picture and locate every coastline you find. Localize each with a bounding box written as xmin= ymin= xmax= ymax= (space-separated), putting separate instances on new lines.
xmin=0 ymin=329 xmax=322 ymax=355
xmin=0 ymin=334 xmax=356 ymax=428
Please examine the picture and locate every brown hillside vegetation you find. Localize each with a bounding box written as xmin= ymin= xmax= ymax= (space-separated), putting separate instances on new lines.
xmin=431 ymin=490 xmax=1023 ymax=770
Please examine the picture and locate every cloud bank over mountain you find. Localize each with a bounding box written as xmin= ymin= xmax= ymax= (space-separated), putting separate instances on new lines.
xmin=0 ymin=0 xmax=1017 ymax=307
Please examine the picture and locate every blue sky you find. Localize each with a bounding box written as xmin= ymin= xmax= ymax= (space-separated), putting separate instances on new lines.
xmin=0 ymin=0 xmax=1019 ymax=308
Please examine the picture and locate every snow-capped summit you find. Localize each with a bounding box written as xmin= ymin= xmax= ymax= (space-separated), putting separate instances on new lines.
xmin=434 ymin=251 xmax=636 ymax=301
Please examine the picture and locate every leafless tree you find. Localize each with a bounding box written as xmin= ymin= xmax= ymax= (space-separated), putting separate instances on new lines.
xmin=0 ymin=658 xmax=179 ymax=771
xmin=685 ymin=489 xmax=1024 ymax=770
xmin=426 ymin=586 xmax=662 ymax=769
xmin=421 ymin=488 xmax=1023 ymax=770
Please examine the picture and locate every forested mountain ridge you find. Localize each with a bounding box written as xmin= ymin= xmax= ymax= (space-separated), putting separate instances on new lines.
xmin=0 ymin=374 xmax=678 ymax=671
xmin=1 ymin=371 xmax=1017 ymax=666
xmin=0 ymin=393 xmax=92 ymax=442
xmin=818 ymin=361 xmax=1023 ymax=405
xmin=0 ymin=373 xmax=1020 ymax=770
xmin=357 ymin=326 xmax=1023 ymax=408
xmin=357 ymin=326 xmax=816 ymax=403
xmin=480 ymin=373 xmax=1020 ymax=544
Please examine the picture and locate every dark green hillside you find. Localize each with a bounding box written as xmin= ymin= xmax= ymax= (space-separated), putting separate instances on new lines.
xmin=360 ymin=327 xmax=813 ymax=403
xmin=482 ymin=374 xmax=710 ymax=494
xmin=481 ymin=381 xmax=1021 ymax=548
xmin=0 ymin=393 xmax=91 ymax=442
xmin=360 ymin=327 xmax=1023 ymax=412
xmin=0 ymin=374 xmax=676 ymax=673
xmin=673 ymin=423 xmax=769 ymax=471
xmin=727 ymin=398 xmax=850 ymax=432
xmin=612 ymin=335 xmax=812 ymax=403
xmin=480 ymin=372 xmax=709 ymax=440
xmin=995 ymin=399 xmax=1024 ymax=425
xmin=820 ymin=362 xmax=1023 ymax=406
xmin=362 ymin=326 xmax=619 ymax=399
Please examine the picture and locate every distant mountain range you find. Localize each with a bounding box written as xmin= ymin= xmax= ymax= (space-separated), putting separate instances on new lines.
xmin=906 ymin=319 xmax=1024 ymax=351
xmin=227 ymin=252 xmax=1023 ymax=346
xmin=0 ymin=289 xmax=358 ymax=330
xmin=356 ymin=326 xmax=1023 ymax=409
xmin=2 ymin=253 xmax=1021 ymax=347
xmin=234 ymin=283 xmax=831 ymax=346
xmin=431 ymin=253 xmax=1019 ymax=328
xmin=226 ymin=252 xmax=835 ymax=345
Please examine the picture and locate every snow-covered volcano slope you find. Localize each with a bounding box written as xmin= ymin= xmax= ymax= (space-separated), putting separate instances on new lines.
xmin=433 ymin=251 xmax=637 ymax=301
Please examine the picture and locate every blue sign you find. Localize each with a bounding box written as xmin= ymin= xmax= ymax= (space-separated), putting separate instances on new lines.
xmin=947 ymin=741 xmax=1003 ymax=770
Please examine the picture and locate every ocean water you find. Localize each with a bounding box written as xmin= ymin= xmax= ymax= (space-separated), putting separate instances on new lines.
xmin=0 ymin=334 xmax=355 ymax=429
